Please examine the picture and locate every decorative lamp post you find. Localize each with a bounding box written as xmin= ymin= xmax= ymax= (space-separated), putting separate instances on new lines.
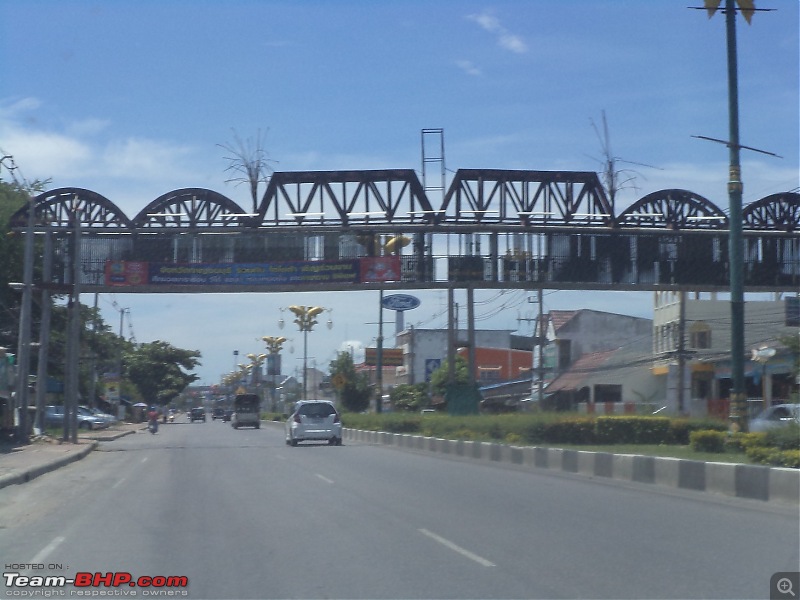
xmin=246 ymin=353 xmax=268 ymax=386
xmin=701 ymin=0 xmax=762 ymax=432
xmin=751 ymin=345 xmax=776 ymax=412
xmin=280 ymin=306 xmax=332 ymax=401
xmin=262 ymin=336 xmax=287 ymax=411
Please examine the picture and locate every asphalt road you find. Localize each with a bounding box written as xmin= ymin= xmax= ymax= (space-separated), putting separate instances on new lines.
xmin=1 ymin=419 xmax=797 ymax=600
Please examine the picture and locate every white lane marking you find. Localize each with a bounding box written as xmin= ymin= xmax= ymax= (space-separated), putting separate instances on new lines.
xmin=418 ymin=528 xmax=495 ymax=567
xmin=30 ymin=536 xmax=65 ymax=565
xmin=141 ymin=457 xmax=148 ymax=464
xmin=112 ymin=478 xmax=126 ymax=489
xmin=315 ymin=474 xmax=334 ymax=484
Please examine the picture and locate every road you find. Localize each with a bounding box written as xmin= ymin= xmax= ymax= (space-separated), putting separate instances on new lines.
xmin=1 ymin=419 xmax=797 ymax=599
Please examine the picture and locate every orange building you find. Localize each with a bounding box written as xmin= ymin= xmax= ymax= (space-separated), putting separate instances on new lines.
xmin=457 ymin=346 xmax=533 ymax=383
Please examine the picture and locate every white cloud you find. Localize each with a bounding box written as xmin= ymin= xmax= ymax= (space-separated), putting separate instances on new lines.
xmin=466 ymin=11 xmax=528 ymax=54
xmin=0 ymin=123 xmax=94 ymax=179
xmin=101 ymin=137 xmax=196 ymax=180
xmin=456 ymin=59 xmax=482 ymax=76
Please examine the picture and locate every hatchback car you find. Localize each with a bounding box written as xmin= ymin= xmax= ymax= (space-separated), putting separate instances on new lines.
xmin=285 ymin=400 xmax=342 ymax=446
xmin=45 ymin=405 xmax=110 ymax=430
xmin=749 ymin=403 xmax=800 ymax=433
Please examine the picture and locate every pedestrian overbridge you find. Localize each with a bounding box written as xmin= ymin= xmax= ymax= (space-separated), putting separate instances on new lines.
xmin=10 ymin=168 xmax=799 ymax=293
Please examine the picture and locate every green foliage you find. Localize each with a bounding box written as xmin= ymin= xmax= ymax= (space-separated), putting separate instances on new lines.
xmin=337 ymin=411 xmax=799 ymax=468
xmin=763 ymin=423 xmax=800 ymax=451
xmin=725 ymin=432 xmax=766 ymax=453
xmin=329 ymin=351 xmax=371 ymax=412
xmin=595 ymin=416 xmax=671 ymax=444
xmin=745 ymin=446 xmax=800 ymax=468
xmin=0 ymin=181 xmax=28 ymax=350
xmin=728 ymin=425 xmax=799 ymax=467
xmin=428 ymin=355 xmax=471 ymax=398
xmin=124 ymin=341 xmax=200 ymax=406
xmin=689 ymin=430 xmax=727 ymax=453
xmin=390 ymin=383 xmax=429 ymax=412
xmin=667 ymin=418 xmax=728 ymax=445
xmin=341 ymin=412 xmax=421 ymax=433
xmin=541 ymin=417 xmax=597 ymax=444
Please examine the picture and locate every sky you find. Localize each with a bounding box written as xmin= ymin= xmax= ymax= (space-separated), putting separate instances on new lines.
xmin=1 ymin=1 xmax=798 ymax=385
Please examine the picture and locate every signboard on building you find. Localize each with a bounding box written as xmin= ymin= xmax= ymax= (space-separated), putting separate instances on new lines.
xmin=425 ymin=358 xmax=442 ymax=381
xmin=364 ymin=348 xmax=404 ymax=366
xmin=382 ymin=294 xmax=421 ymax=311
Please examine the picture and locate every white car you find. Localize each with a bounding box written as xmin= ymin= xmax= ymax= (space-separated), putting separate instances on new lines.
xmin=285 ymin=400 xmax=342 ymax=446
xmin=749 ymin=403 xmax=800 ymax=433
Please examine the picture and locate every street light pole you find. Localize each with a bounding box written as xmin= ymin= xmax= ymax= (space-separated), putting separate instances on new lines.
xmin=703 ymin=0 xmax=757 ymax=431
xmin=282 ymin=306 xmax=331 ymax=402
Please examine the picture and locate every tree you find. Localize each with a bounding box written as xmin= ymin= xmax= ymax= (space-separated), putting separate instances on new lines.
xmin=389 ymin=383 xmax=429 ymax=412
xmin=0 ymin=168 xmax=51 ymax=357
xmin=428 ymin=354 xmax=471 ymax=398
xmin=218 ymin=129 xmax=276 ymax=213
xmin=329 ymin=351 xmax=371 ymax=412
xmin=589 ymin=111 xmax=658 ymax=207
xmin=124 ymin=341 xmax=201 ymax=406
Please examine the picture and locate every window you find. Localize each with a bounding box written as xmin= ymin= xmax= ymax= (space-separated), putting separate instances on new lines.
xmin=594 ymin=384 xmax=622 ymax=403
xmin=689 ymin=322 xmax=711 ymax=349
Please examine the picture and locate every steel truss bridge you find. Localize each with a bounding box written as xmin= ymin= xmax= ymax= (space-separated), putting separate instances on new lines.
xmin=10 ymin=168 xmax=800 ymax=294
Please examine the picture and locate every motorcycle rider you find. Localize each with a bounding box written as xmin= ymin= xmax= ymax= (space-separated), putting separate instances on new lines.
xmin=147 ymin=406 xmax=159 ymax=433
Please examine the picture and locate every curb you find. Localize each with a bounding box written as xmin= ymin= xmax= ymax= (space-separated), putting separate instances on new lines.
xmin=0 ymin=440 xmax=98 ymax=489
xmin=343 ymin=428 xmax=800 ymax=505
xmin=0 ymin=427 xmax=139 ymax=491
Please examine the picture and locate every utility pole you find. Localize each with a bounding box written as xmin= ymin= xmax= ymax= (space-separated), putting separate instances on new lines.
xmin=65 ymin=201 xmax=82 ymax=443
xmin=518 ymin=291 xmax=546 ymax=405
xmin=34 ymin=227 xmax=53 ymax=434
xmin=702 ymin=0 xmax=759 ymax=431
xmin=14 ymin=192 xmax=35 ymax=443
xmin=376 ymin=290 xmax=384 ymax=413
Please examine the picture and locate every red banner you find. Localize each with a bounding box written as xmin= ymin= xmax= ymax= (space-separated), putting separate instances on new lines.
xmin=360 ymin=257 xmax=401 ymax=282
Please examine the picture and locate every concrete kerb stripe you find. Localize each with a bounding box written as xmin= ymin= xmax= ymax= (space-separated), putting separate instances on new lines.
xmin=342 ymin=428 xmax=799 ymax=505
xmin=0 ymin=441 xmax=98 ymax=490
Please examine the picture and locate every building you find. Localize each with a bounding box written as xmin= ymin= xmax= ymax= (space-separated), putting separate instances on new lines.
xmin=394 ymin=327 xmax=519 ymax=386
xmin=540 ymin=309 xmax=653 ymax=374
xmin=653 ymin=292 xmax=799 ymax=417
xmin=538 ymin=309 xmax=657 ymax=413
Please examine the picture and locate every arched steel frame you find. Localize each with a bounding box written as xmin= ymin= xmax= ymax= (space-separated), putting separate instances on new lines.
xmin=616 ymin=189 xmax=729 ymax=230
xmin=10 ymin=187 xmax=133 ymax=230
xmin=742 ymin=192 xmax=799 ymax=232
xmin=8 ymin=171 xmax=798 ymax=293
xmin=132 ymin=188 xmax=251 ymax=230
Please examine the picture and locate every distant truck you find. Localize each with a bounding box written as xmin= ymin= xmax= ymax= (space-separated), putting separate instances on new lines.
xmin=232 ymin=394 xmax=261 ymax=429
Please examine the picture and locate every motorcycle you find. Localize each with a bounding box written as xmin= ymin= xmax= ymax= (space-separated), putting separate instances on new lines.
xmin=168 ymin=413 xmax=175 ymax=423
xmin=148 ymin=419 xmax=159 ymax=434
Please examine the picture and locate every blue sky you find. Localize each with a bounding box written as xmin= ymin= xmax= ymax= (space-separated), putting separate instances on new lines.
xmin=1 ymin=1 xmax=798 ymax=385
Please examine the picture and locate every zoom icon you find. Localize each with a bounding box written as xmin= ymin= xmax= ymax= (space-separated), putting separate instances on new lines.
xmin=772 ymin=572 xmax=800 ymax=599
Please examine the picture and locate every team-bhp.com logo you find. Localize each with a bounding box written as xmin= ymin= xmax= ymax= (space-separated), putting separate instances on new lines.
xmin=4 ymin=572 xmax=189 ymax=596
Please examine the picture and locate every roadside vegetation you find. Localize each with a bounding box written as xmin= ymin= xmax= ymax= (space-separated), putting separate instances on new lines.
xmin=335 ymin=413 xmax=800 ymax=468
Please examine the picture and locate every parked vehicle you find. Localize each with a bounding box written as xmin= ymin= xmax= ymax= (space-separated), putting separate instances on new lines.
xmin=45 ymin=405 xmax=110 ymax=431
xmin=231 ymin=394 xmax=260 ymax=429
xmin=80 ymin=405 xmax=117 ymax=425
xmin=749 ymin=403 xmax=800 ymax=433
xmin=189 ymin=407 xmax=206 ymax=422
xmin=285 ymin=400 xmax=342 ymax=446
